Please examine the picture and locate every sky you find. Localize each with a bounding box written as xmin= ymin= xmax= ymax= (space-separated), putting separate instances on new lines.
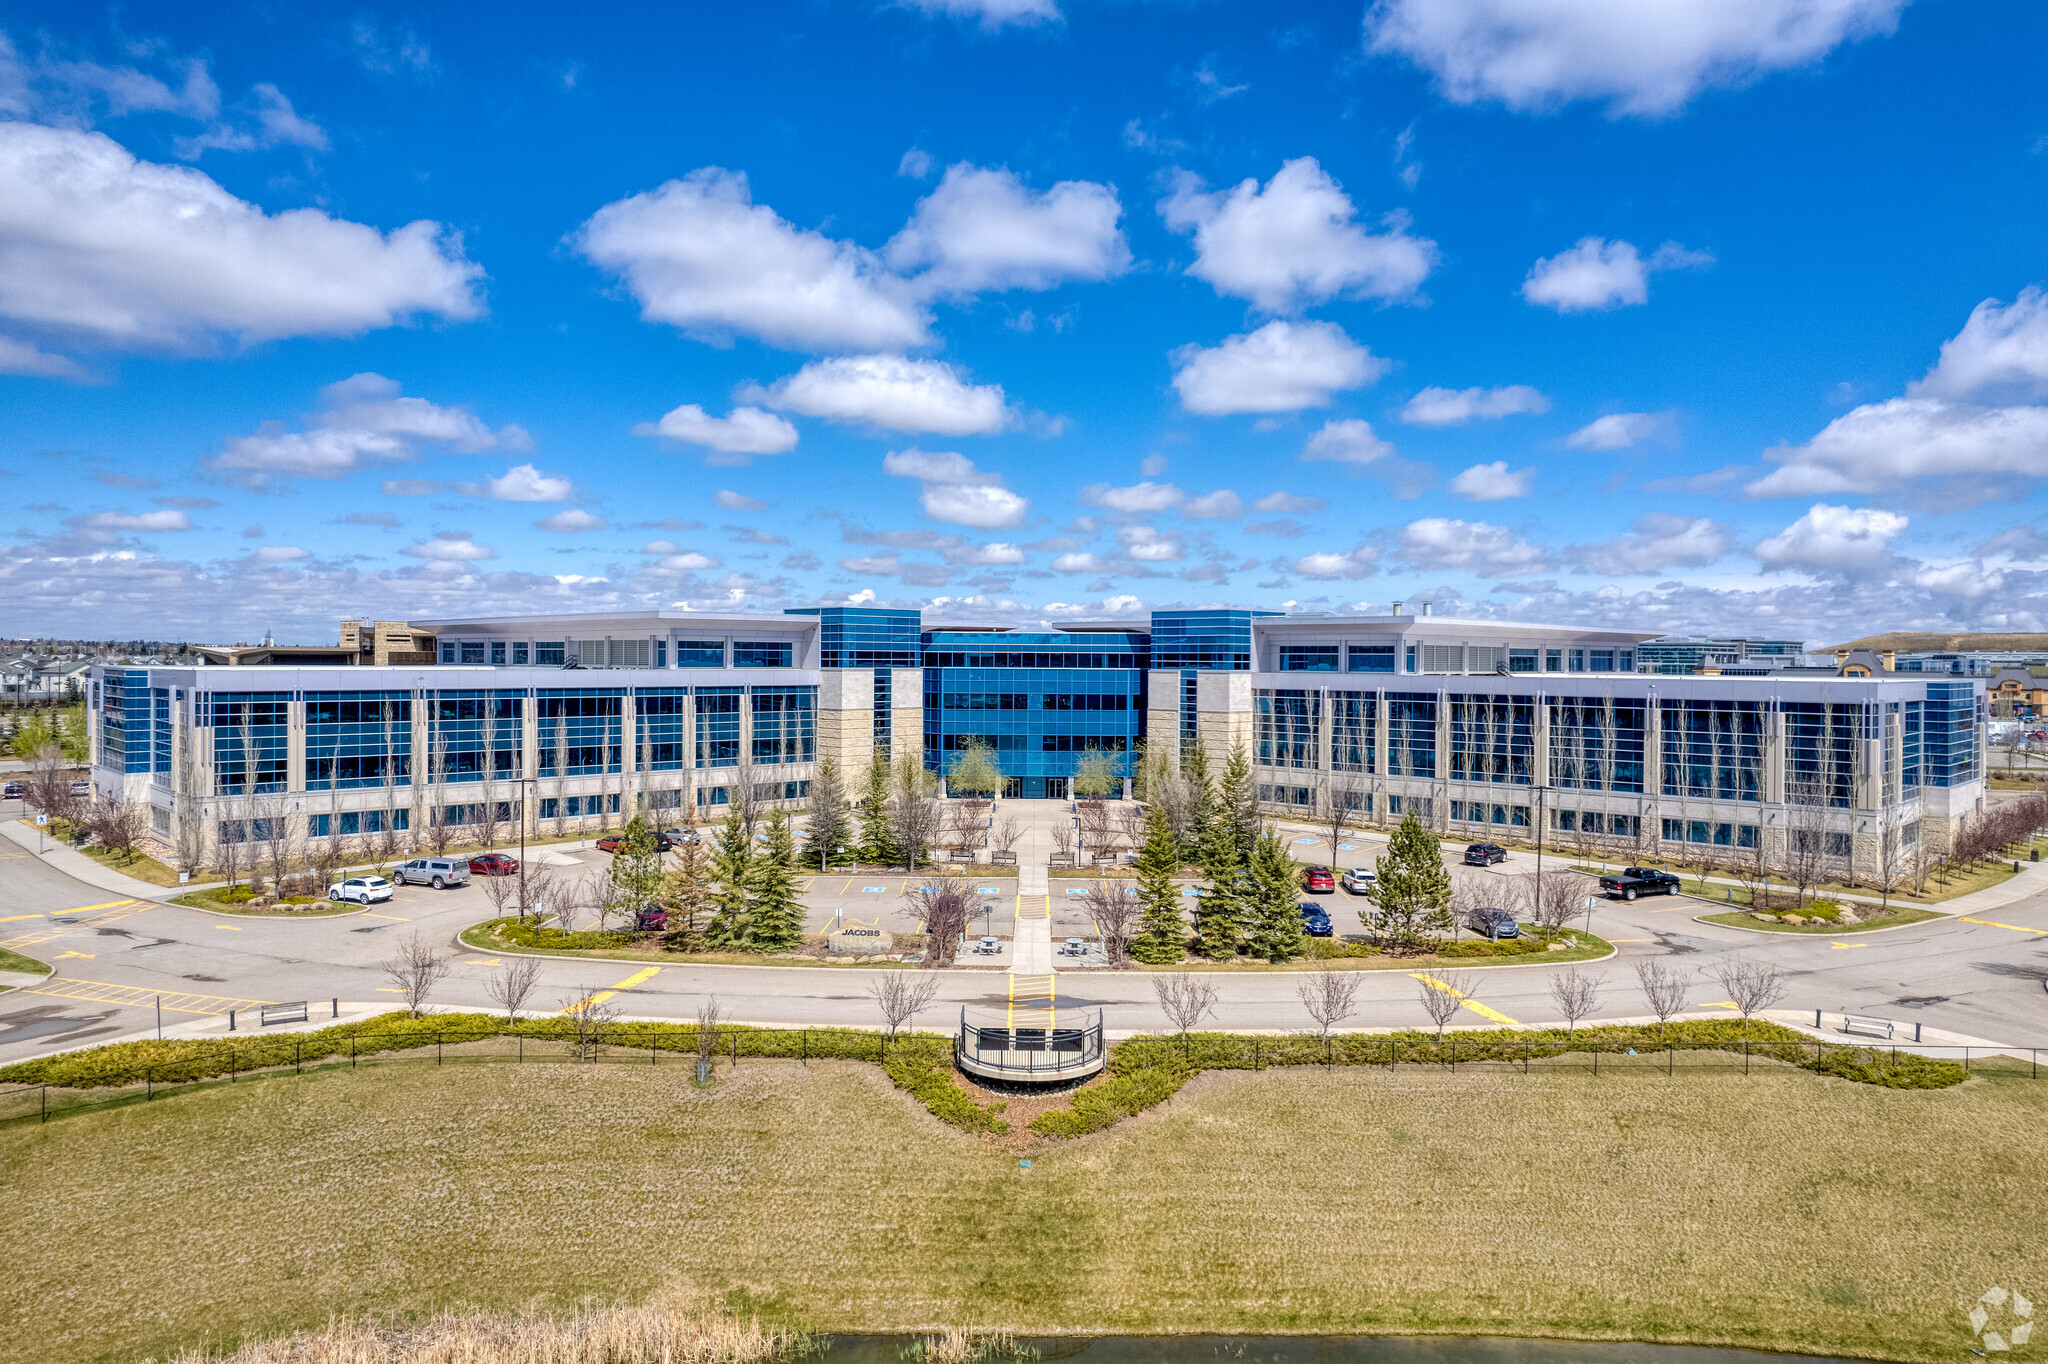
xmin=2 ymin=0 xmax=2046 ymax=647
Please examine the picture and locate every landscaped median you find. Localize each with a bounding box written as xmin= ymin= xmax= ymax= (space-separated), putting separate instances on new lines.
xmin=169 ymin=886 xmax=366 ymax=917
xmin=1699 ymin=905 xmax=1946 ymax=934
xmin=460 ymin=916 xmax=926 ymax=967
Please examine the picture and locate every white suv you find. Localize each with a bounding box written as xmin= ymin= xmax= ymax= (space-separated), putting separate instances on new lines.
xmin=394 ymin=857 xmax=471 ymax=889
xmin=1341 ymin=867 xmax=1378 ymax=894
xmin=329 ymin=876 xmax=393 ymax=905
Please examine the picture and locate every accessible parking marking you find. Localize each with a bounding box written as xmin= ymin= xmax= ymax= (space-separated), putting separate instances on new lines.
xmin=23 ymin=977 xmax=271 ymax=1016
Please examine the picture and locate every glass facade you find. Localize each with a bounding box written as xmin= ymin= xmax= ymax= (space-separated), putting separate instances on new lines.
xmin=695 ymin=687 xmax=741 ymax=768
xmin=210 ymin=691 xmax=292 ymax=795
xmin=922 ymin=630 xmax=1146 ymax=796
xmin=1783 ymin=701 xmax=1858 ymax=807
xmin=1254 ymin=689 xmax=1319 ymax=768
xmin=1330 ymin=691 xmax=1375 ymax=773
xmin=537 ymin=689 xmax=623 ymax=777
xmin=426 ymin=690 xmax=523 ymax=782
xmin=749 ymin=685 xmax=816 ymax=765
xmin=100 ymin=669 xmax=152 ymax=774
xmin=1922 ymin=682 xmax=1980 ymax=788
xmin=305 ymin=691 xmax=411 ymax=791
xmin=1386 ymin=692 xmax=1437 ymax=780
xmin=1449 ymin=694 xmax=1535 ymax=785
xmin=1659 ymin=699 xmax=1763 ymax=801
xmin=787 ymin=606 xmax=921 ymax=669
xmin=635 ymin=688 xmax=690 ymax=771
xmin=1548 ymin=697 xmax=1646 ymax=794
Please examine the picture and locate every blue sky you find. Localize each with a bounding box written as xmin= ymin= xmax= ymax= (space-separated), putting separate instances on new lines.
xmin=3 ymin=0 xmax=2046 ymax=644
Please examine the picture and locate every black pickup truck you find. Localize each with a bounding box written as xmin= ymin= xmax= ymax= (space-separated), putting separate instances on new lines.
xmin=1598 ymin=867 xmax=1683 ymax=901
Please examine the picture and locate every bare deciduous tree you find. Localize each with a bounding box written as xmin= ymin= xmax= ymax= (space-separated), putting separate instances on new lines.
xmin=1048 ymin=821 xmax=1075 ymax=862
xmin=477 ymin=864 xmax=523 ymax=921
xmin=1152 ymin=972 xmax=1219 ymax=1059
xmin=483 ymin=957 xmax=542 ymax=1021
xmin=1548 ymin=966 xmax=1602 ymax=1037
xmin=695 ymin=996 xmax=723 ymax=1071
xmin=1416 ymin=970 xmax=1477 ymax=1039
xmin=1633 ymin=959 xmax=1690 ymax=1038
xmin=1523 ymin=869 xmax=1591 ymax=934
xmin=888 ymin=753 xmax=942 ymax=871
xmin=1295 ymin=968 xmax=1363 ymax=1041
xmin=904 ymin=875 xmax=974 ymax=966
xmin=382 ymin=931 xmax=450 ymax=1018
xmin=1707 ymin=956 xmax=1789 ymax=1037
xmin=990 ymin=814 xmax=1023 ymax=858
xmin=91 ymin=794 xmax=148 ymax=865
xmin=868 ymin=972 xmax=941 ymax=1038
xmin=561 ymin=988 xmax=621 ymax=1060
xmin=1082 ymin=879 xmax=1141 ymax=967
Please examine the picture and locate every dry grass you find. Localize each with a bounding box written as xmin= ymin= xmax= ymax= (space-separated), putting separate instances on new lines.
xmin=143 ymin=1300 xmax=800 ymax=1364
xmin=7 ymin=1057 xmax=2045 ymax=1364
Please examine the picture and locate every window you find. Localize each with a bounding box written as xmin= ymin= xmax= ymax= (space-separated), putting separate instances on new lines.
xmin=696 ymin=786 xmax=730 ymax=808
xmin=1257 ymin=783 xmax=1314 ymax=807
xmin=1037 ymin=693 xmax=1126 ymax=710
xmin=151 ymin=806 xmax=170 ymax=836
xmin=1387 ymin=692 xmax=1437 ymax=780
xmin=305 ymin=692 xmax=412 ymax=791
xmin=1255 ymin=689 xmax=1319 ymax=769
xmin=1619 ymin=651 xmax=1635 ymax=672
xmin=490 ymin=642 xmax=506 ymax=665
xmin=751 ymin=685 xmax=816 ymax=765
xmin=536 ymin=641 xmax=565 ymax=666
xmin=675 ymin=640 xmax=724 ymax=668
xmin=1661 ymin=818 xmax=1683 ymax=842
xmin=1589 ymin=650 xmax=1615 ymax=672
xmin=537 ymin=690 xmax=624 ymax=776
xmin=1330 ymin=691 xmax=1375 ymax=773
xmin=1569 ymin=649 xmax=1586 ymax=673
xmin=1549 ymin=697 xmax=1647 ymax=794
xmin=461 ymin=641 xmax=486 ymax=664
xmin=1784 ymin=701 xmax=1858 ymax=809
xmin=695 ymin=687 xmax=741 ymax=768
xmin=1278 ymin=645 xmax=1340 ymax=672
xmin=1039 ymin=734 xmax=1127 ymax=752
xmin=782 ymin=780 xmax=811 ymax=800
xmin=1545 ymin=649 xmax=1562 ymax=673
xmin=1387 ymin=795 xmax=1433 ymax=819
xmin=210 ymin=692 xmax=291 ymax=795
xmin=1737 ymin=824 xmax=1759 ymax=848
xmin=440 ymin=642 xmax=457 ymax=663
xmin=1509 ymin=649 xmax=1539 ymax=673
xmin=946 ymin=692 xmax=1031 ymax=710
xmin=1825 ymin=832 xmax=1852 ymax=857
xmin=426 ymin=690 xmax=523 ymax=784
xmin=1659 ymin=700 xmax=1764 ymax=803
xmin=655 ymin=641 xmax=667 ymax=668
xmin=512 ymin=642 xmax=529 ymax=665
xmin=636 ymin=689 xmax=690 ymax=771
xmin=733 ymin=642 xmax=792 ymax=668
xmin=1449 ymin=694 xmax=1534 ymax=785
xmin=1347 ymin=644 xmax=1396 ymax=673
xmin=1405 ymin=645 xmax=1418 ymax=673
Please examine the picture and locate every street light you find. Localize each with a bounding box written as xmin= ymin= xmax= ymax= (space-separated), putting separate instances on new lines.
xmin=1530 ymin=784 xmax=1556 ymax=934
xmin=516 ymin=776 xmax=538 ymax=921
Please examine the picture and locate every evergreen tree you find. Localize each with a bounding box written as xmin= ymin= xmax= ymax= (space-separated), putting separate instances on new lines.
xmin=659 ymin=819 xmax=712 ymax=952
xmin=742 ymin=809 xmax=805 ymax=953
xmin=803 ymin=758 xmax=852 ymax=870
xmin=704 ymin=816 xmax=755 ymax=949
xmin=857 ymin=751 xmax=898 ymax=866
xmin=1181 ymin=741 xmax=1216 ymax=863
xmin=608 ymin=815 xmax=666 ymax=918
xmin=1192 ymin=813 xmax=1246 ymax=959
xmin=1217 ymin=743 xmax=1261 ymax=858
xmin=1244 ymin=825 xmax=1307 ymax=963
xmin=1367 ymin=813 xmax=1453 ymax=953
xmin=1128 ymin=804 xmax=1187 ymax=964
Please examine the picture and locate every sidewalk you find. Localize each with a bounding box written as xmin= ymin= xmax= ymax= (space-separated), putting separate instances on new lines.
xmin=0 ymin=817 xmax=216 ymax=903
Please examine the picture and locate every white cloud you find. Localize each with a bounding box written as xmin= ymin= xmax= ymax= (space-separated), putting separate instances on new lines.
xmin=1181 ymin=490 xmax=1246 ymax=519
xmin=0 ymin=334 xmax=86 ymax=378
xmin=896 ymin=0 xmax=1062 ymax=30
xmin=536 ymin=509 xmax=607 ymax=533
xmin=202 ymin=374 xmax=525 ymax=490
xmin=633 ymin=403 xmax=798 ymax=460
xmin=897 ymin=148 xmax=933 ymax=180
xmin=943 ymin=542 xmax=1028 ymax=566
xmin=1117 ymin=525 xmax=1182 ymax=562
xmin=749 ymin=354 xmax=1010 ymax=434
xmin=473 ymin=463 xmax=572 ymax=503
xmin=1081 ymin=481 xmax=1185 ymax=513
xmin=172 ymin=83 xmax=329 ymax=159
xmin=1395 ymin=518 xmax=1554 ymax=577
xmin=1159 ymin=157 xmax=1436 ymax=312
xmin=1567 ymin=513 xmax=1734 ymax=575
xmin=572 ymin=167 xmax=926 ymax=353
xmin=1051 ymin=551 xmax=1109 ymax=574
xmin=714 ymin=490 xmax=770 ymax=511
xmin=1400 ymin=384 xmax=1549 ymax=426
xmin=0 ymin=124 xmax=479 ymax=366
xmin=1448 ymin=460 xmax=1536 ymax=500
xmin=1566 ymin=412 xmax=1669 ymax=450
xmin=885 ymin=163 xmax=1129 ymax=298
xmin=656 ymin=551 xmax=722 ymax=571
xmin=1910 ymin=287 xmax=2048 ymax=404
xmin=401 ymin=532 xmax=493 ymax=562
xmin=1140 ymin=454 xmax=1169 ymax=477
xmin=883 ymin=447 xmax=1029 ymax=529
xmin=1754 ymin=503 xmax=1907 ymax=575
xmin=1172 ymin=321 xmax=1386 ymax=415
xmin=1748 ymin=397 xmax=2048 ymax=507
xmin=1302 ymin=418 xmax=1395 ymax=465
xmin=640 ymin=540 xmax=680 ymax=555
xmin=72 ymin=509 xmax=193 ymax=532
xmin=1292 ymin=546 xmax=1381 ymax=580
xmin=1976 ymin=526 xmax=2048 ymax=563
xmin=1364 ymin=0 xmax=1907 ymax=117
xmin=251 ymin=544 xmax=311 ymax=563
xmin=1521 ymin=238 xmax=1711 ymax=312
xmin=1254 ymin=491 xmax=1326 ymax=514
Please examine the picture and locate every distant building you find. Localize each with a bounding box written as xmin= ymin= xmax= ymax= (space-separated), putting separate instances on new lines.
xmin=1636 ymin=636 xmax=1808 ymax=674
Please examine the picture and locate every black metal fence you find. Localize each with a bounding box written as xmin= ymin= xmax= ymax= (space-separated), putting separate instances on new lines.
xmin=955 ymin=1008 xmax=1106 ymax=1080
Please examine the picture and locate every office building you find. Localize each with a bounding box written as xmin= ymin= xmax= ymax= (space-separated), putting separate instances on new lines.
xmin=88 ymin=606 xmax=1987 ymax=879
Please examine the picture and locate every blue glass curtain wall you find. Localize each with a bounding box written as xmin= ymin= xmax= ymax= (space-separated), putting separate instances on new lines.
xmin=210 ymin=692 xmax=292 ymax=794
xmin=305 ymin=691 xmax=412 ymax=791
xmin=538 ymin=690 xmax=623 ymax=776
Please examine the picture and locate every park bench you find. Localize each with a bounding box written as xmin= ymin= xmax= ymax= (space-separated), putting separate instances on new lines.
xmin=1841 ymin=1014 xmax=1895 ymax=1039
xmin=260 ymin=1001 xmax=309 ymax=1027
xmin=989 ymin=850 xmax=1017 ymax=865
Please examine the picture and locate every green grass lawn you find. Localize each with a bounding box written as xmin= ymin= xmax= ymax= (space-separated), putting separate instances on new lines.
xmin=5 ymin=1053 xmax=2041 ymax=1364
xmin=0 ymin=946 xmax=49 ymax=988
xmin=1699 ymin=907 xmax=1947 ymax=934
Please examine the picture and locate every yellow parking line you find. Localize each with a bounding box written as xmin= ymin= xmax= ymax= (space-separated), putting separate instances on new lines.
xmin=57 ymin=900 xmax=140 ymax=915
xmin=610 ymin=966 xmax=663 ymax=989
xmin=214 ymin=925 xmax=242 ymax=931
xmin=1409 ymin=972 xmax=1519 ymax=1025
xmin=1960 ymin=917 xmax=2040 ymax=934
xmin=464 ymin=958 xmax=502 ymax=966
xmin=838 ymin=877 xmax=855 ymax=895
xmin=1828 ymin=941 xmax=1869 ymax=950
xmin=24 ymin=977 xmax=271 ymax=1015
xmin=0 ymin=914 xmax=45 ymax=922
xmin=361 ymin=912 xmax=411 ymax=921
xmin=562 ymin=965 xmax=663 ymax=1014
xmin=55 ymin=951 xmax=94 ymax=959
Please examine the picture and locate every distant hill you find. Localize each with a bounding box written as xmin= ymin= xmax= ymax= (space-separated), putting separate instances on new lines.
xmin=1824 ymin=632 xmax=2048 ymax=654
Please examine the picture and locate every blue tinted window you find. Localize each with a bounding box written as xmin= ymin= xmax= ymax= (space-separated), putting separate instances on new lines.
xmin=695 ymin=687 xmax=741 ymax=768
xmin=750 ymin=685 xmax=816 ymax=765
xmin=537 ymin=690 xmax=623 ymax=776
xmin=1278 ymin=646 xmax=1340 ymax=672
xmin=636 ymin=688 xmax=690 ymax=771
xmin=675 ymin=640 xmax=724 ymax=668
xmin=734 ymin=642 xmax=792 ymax=668
xmin=306 ymin=690 xmax=412 ymax=790
xmin=212 ymin=691 xmax=294 ymax=794
xmin=1348 ymin=645 xmax=1397 ymax=673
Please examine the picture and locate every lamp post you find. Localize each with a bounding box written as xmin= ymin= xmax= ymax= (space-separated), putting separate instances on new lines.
xmin=1531 ymin=783 xmax=1556 ymax=934
xmin=516 ymin=776 xmax=537 ymax=921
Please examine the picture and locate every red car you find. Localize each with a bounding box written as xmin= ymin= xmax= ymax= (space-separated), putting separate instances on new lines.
xmin=1301 ymin=865 xmax=1335 ymax=893
xmin=468 ymin=853 xmax=520 ymax=876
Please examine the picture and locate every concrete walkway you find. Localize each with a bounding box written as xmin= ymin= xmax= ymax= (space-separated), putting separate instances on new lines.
xmin=0 ymin=817 xmax=211 ymax=903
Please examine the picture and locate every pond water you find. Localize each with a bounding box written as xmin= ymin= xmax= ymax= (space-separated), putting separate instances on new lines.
xmin=821 ymin=1337 xmax=1873 ymax=1364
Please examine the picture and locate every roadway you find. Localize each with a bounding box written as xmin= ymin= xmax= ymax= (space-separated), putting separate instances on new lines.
xmin=3 ymin=814 xmax=2047 ymax=1065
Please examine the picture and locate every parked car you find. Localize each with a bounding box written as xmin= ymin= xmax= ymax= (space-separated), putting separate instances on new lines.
xmin=328 ymin=875 xmax=394 ymax=905
xmin=1 ymin=781 xmax=22 ymax=800
xmin=393 ymin=857 xmax=471 ymax=889
xmin=1340 ymin=867 xmax=1377 ymax=894
xmin=69 ymin=780 xmax=91 ymax=797
xmin=661 ymin=827 xmax=700 ymax=845
xmin=596 ymin=830 xmax=676 ymax=854
xmin=468 ymin=852 xmax=520 ymax=876
xmin=1598 ymin=867 xmax=1683 ymax=901
xmin=1463 ymin=842 xmax=1508 ymax=867
xmin=1301 ymin=865 xmax=1336 ymax=893
xmin=1466 ymin=905 xmax=1519 ymax=940
xmin=632 ymin=907 xmax=668 ymax=932
xmin=1299 ymin=902 xmax=1334 ymax=937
